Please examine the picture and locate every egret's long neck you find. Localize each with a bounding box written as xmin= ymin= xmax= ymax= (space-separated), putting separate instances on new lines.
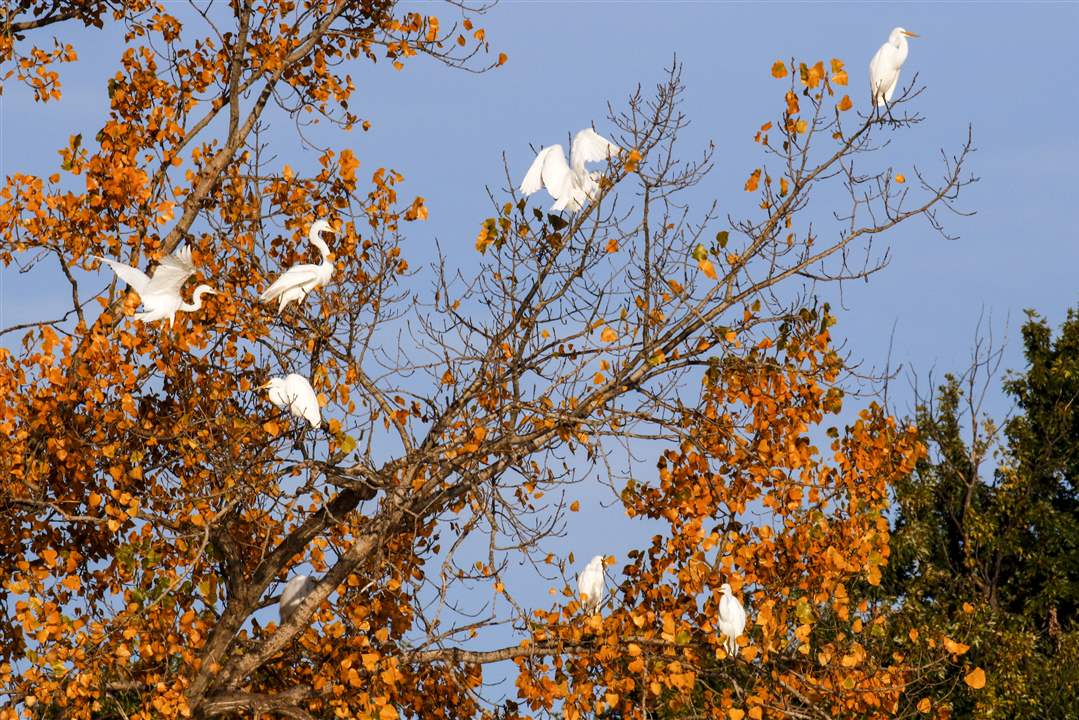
xmin=180 ymin=285 xmax=215 ymax=311
xmin=895 ymin=35 xmax=909 ymax=63
xmin=310 ymin=233 xmax=332 ymax=264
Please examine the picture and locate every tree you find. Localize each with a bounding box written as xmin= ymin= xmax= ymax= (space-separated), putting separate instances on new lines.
xmin=1 ymin=6 xmax=974 ymax=718
xmin=884 ymin=310 xmax=1079 ymax=718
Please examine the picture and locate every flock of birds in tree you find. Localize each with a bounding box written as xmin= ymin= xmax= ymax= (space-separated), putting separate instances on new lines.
xmin=92 ymin=26 xmax=914 ymax=645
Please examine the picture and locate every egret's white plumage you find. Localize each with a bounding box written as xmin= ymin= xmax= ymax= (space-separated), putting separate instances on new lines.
xmin=717 ymin=583 xmax=747 ymax=658
xmin=520 ymin=128 xmax=621 ymax=212
xmin=260 ymin=219 xmax=336 ymax=313
xmin=261 ymin=373 xmax=321 ymax=428
xmin=576 ymin=555 xmax=606 ymax=612
xmin=279 ymin=575 xmax=317 ymax=622
xmin=96 ymin=245 xmax=218 ymax=327
xmin=869 ymin=27 xmax=918 ymax=107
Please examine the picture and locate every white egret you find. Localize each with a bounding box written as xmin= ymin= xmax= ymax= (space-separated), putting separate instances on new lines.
xmin=279 ymin=574 xmax=317 ymax=622
xmin=96 ymin=245 xmax=218 ymax=327
xmin=576 ymin=555 xmax=605 ymax=612
xmin=869 ymin=27 xmax=919 ymax=107
xmin=260 ymin=219 xmax=337 ymax=313
xmin=260 ymin=373 xmax=321 ymax=428
xmin=520 ymin=128 xmax=622 ymax=212
xmin=717 ymin=582 xmax=747 ymax=658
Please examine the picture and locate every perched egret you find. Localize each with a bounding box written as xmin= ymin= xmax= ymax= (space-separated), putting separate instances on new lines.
xmin=520 ymin=128 xmax=622 ymax=212
xmin=717 ymin=583 xmax=747 ymax=658
xmin=576 ymin=555 xmax=605 ymax=612
xmin=260 ymin=219 xmax=337 ymax=313
xmin=869 ymin=27 xmax=919 ymax=107
xmin=279 ymin=575 xmax=317 ymax=622
xmin=96 ymin=245 xmax=218 ymax=327
xmin=260 ymin=373 xmax=321 ymax=428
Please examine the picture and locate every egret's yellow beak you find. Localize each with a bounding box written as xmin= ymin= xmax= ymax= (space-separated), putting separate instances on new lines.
xmin=903 ymin=30 xmax=919 ymax=38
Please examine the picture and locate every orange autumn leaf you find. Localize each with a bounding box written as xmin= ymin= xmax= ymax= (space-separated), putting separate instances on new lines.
xmin=964 ymin=667 xmax=986 ymax=689
xmin=895 ymin=173 xmax=906 ymax=183
xmin=744 ymin=168 xmax=762 ymax=192
xmin=698 ymin=258 xmax=718 ymax=280
xmin=837 ymin=95 xmax=853 ymax=112
xmin=600 ymin=327 xmax=618 ymax=343
xmin=771 ymin=60 xmax=788 ymax=78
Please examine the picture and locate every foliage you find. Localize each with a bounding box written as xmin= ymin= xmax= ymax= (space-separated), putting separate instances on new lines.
xmin=883 ymin=309 xmax=1079 ymax=718
xmin=0 ymin=6 xmax=974 ymax=719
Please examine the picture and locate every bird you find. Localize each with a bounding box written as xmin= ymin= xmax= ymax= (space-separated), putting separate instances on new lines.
xmin=717 ymin=582 xmax=747 ymax=658
xmin=96 ymin=245 xmax=218 ymax=327
xmin=260 ymin=373 xmax=321 ymax=428
xmin=259 ymin=219 xmax=337 ymax=313
xmin=279 ymin=575 xmax=317 ymax=623
xmin=576 ymin=555 xmax=605 ymax=612
xmin=520 ymin=128 xmax=622 ymax=212
xmin=869 ymin=27 xmax=919 ymax=107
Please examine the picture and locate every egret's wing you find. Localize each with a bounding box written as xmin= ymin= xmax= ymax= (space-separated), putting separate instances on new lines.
xmin=146 ymin=245 xmax=196 ymax=296
xmin=260 ymin=265 xmax=321 ymax=301
xmin=97 ymin=257 xmax=152 ymax=296
xmin=570 ymin=128 xmax=621 ymax=171
xmin=521 ymin=145 xmax=570 ymax=198
xmin=868 ymin=44 xmax=901 ymax=106
xmin=284 ymin=373 xmax=320 ymax=427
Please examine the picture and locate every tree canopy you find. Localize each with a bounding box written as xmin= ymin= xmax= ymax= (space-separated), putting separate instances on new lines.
xmin=0 ymin=2 xmax=980 ymax=719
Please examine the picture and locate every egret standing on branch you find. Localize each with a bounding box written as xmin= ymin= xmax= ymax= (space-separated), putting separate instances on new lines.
xmin=869 ymin=27 xmax=919 ymax=108
xmin=520 ymin=128 xmax=622 ymax=212
xmin=718 ymin=582 xmax=747 ymax=658
xmin=279 ymin=575 xmax=317 ymax=623
xmin=96 ymin=245 xmax=218 ymax=327
xmin=577 ymin=555 xmax=606 ymax=612
xmin=260 ymin=219 xmax=337 ymax=313
xmin=260 ymin=373 xmax=322 ymax=428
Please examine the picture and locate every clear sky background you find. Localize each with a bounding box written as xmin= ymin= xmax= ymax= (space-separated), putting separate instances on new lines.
xmin=3 ymin=0 xmax=1078 ymax=691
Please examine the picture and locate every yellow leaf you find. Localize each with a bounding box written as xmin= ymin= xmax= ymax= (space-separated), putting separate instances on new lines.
xmin=605 ymin=239 xmax=619 ymax=253
xmin=729 ymin=710 xmax=745 ymax=720
xmin=749 ymin=707 xmax=763 ymax=720
xmin=441 ymin=369 xmax=455 ymax=385
xmin=698 ymin=258 xmax=717 ymax=280
xmin=780 ymin=177 xmax=790 ymax=196
xmin=785 ymin=91 xmax=799 ymax=116
xmin=593 ymin=372 xmax=605 ymax=385
xmin=837 ymin=95 xmax=853 ymax=112
xmin=917 ymin=697 xmax=932 ymax=713
xmin=964 ymin=667 xmax=986 ymax=689
xmin=497 ymin=52 xmax=508 ymax=66
xmin=830 ymin=58 xmax=845 ymax=74
xmin=962 ymin=602 xmax=975 ymax=614
xmin=832 ymin=69 xmax=849 ymax=86
xmin=262 ymin=420 xmax=281 ymax=437
xmin=744 ymin=168 xmax=761 ymax=192
xmin=600 ymin=327 xmax=618 ymax=343
xmin=771 ymin=60 xmax=787 ymax=79
xmin=795 ymin=119 xmax=808 ymax=134
xmin=624 ymin=148 xmax=642 ymax=173
xmin=943 ymin=637 xmax=970 ymax=656
xmin=570 ymin=500 xmax=580 ymax=512
xmin=895 ymin=173 xmax=906 ymax=183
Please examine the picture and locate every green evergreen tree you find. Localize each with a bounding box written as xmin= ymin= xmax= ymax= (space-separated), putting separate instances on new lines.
xmin=886 ymin=309 xmax=1079 ymax=718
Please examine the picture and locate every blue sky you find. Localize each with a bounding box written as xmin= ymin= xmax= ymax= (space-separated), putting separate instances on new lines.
xmin=3 ymin=0 xmax=1078 ymax=689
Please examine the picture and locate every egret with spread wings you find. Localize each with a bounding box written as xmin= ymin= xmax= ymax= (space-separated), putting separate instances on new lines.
xmin=96 ymin=245 xmax=218 ymax=327
xmin=520 ymin=128 xmax=622 ymax=212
